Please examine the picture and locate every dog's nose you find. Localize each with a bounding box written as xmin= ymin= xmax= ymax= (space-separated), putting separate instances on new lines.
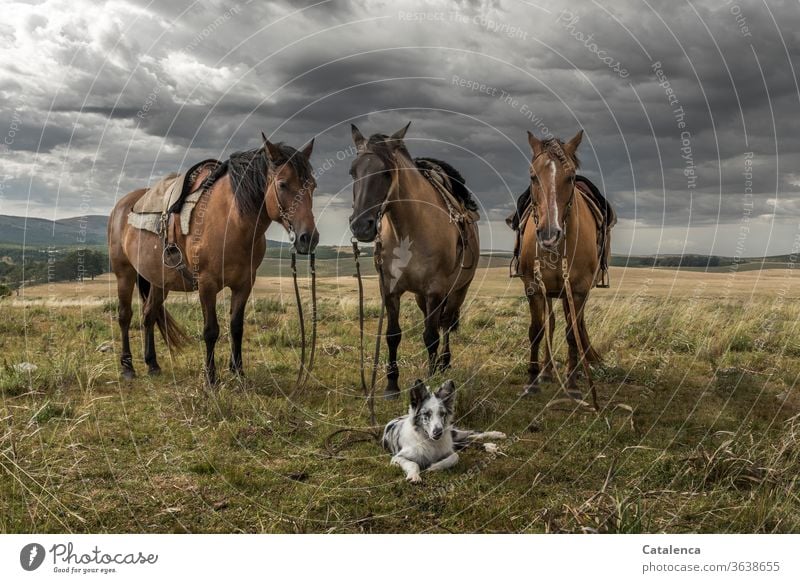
xmin=431 ymin=427 xmax=443 ymax=440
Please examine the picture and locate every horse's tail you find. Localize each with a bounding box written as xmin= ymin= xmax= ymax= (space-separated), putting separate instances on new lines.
xmin=136 ymin=273 xmax=190 ymax=351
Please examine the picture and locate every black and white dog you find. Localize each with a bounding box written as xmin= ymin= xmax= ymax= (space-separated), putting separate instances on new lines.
xmin=382 ymin=379 xmax=506 ymax=483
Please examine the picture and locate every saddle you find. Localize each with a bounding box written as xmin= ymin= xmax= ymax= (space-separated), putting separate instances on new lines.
xmin=415 ymin=159 xmax=479 ymax=224
xmin=128 ymin=158 xmax=221 ymax=286
xmin=416 ymin=159 xmax=480 ymax=269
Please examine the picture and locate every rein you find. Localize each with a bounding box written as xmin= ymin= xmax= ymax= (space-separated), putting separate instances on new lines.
xmin=322 ymin=236 xmax=384 ymax=455
xmin=270 ymin=181 xmax=317 ymax=397
xmin=352 ymin=234 xmax=386 ymax=429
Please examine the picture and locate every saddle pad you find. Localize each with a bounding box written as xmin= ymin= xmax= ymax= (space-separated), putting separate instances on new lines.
xmin=127 ymin=188 xmax=207 ymax=236
xmin=132 ymin=172 xmax=184 ymax=214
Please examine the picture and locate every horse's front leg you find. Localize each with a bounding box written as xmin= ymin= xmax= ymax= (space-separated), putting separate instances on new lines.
xmin=114 ymin=268 xmax=137 ymax=379
xmin=228 ymin=283 xmax=252 ymax=376
xmin=199 ymin=281 xmax=220 ymax=386
xmin=384 ymin=293 xmax=402 ymax=399
xmin=521 ymin=285 xmax=546 ymax=396
xmin=423 ymin=294 xmax=445 ymax=376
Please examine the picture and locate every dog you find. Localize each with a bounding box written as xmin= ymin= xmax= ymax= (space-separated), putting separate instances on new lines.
xmin=382 ymin=379 xmax=506 ymax=483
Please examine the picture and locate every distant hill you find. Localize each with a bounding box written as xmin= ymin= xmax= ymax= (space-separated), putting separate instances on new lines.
xmin=0 ymin=214 xmax=108 ymax=247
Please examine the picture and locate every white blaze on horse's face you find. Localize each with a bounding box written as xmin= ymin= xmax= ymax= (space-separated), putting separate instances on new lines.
xmin=527 ymin=130 xmax=582 ymax=252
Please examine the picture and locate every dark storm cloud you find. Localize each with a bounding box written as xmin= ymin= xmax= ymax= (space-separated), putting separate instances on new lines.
xmin=1 ymin=0 xmax=798 ymax=253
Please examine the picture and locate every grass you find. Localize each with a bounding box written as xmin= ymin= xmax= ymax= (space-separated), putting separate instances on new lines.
xmin=1 ymin=265 xmax=799 ymax=533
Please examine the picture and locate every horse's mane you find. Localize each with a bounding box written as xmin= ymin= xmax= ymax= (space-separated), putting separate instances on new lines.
xmin=218 ymin=143 xmax=313 ymax=216
xmin=414 ymin=157 xmax=478 ymax=212
xmin=364 ymin=134 xmax=477 ymax=212
xmin=539 ymin=138 xmax=581 ymax=171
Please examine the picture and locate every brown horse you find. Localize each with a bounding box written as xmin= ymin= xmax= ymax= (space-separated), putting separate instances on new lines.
xmin=349 ymin=122 xmax=480 ymax=398
xmin=108 ymin=136 xmax=318 ymax=385
xmin=517 ymin=130 xmax=602 ymax=398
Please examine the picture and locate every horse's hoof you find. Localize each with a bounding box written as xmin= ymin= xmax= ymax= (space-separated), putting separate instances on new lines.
xmin=121 ymin=369 xmax=136 ymax=381
xmin=564 ymin=389 xmax=583 ymax=400
xmin=383 ymin=388 xmax=400 ymax=400
xmin=147 ymin=367 xmax=161 ymax=377
xmin=520 ymin=383 xmax=540 ymax=397
xmin=539 ymin=371 xmax=555 ymax=383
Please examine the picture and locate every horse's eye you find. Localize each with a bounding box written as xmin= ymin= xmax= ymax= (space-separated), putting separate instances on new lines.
xmin=277 ymin=180 xmax=288 ymax=190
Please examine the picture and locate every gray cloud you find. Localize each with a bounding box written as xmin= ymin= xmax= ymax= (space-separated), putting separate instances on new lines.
xmin=0 ymin=0 xmax=798 ymax=255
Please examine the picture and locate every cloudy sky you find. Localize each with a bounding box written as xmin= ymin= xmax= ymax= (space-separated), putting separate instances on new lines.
xmin=1 ymin=0 xmax=798 ymax=255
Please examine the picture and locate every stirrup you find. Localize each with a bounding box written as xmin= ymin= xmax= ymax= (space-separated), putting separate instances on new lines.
xmin=162 ymin=243 xmax=184 ymax=269
xmin=509 ymin=255 xmax=522 ymax=278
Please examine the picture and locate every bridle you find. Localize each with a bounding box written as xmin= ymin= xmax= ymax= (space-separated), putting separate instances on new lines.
xmin=526 ymin=151 xmax=599 ymax=411
xmin=529 ymin=151 xmax=577 ymax=247
xmin=264 ymin=159 xmax=317 ymax=396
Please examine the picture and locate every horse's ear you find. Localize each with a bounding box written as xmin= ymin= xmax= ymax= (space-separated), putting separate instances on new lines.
xmin=351 ymin=124 xmax=366 ymax=151
xmin=565 ymin=129 xmax=584 ymax=156
xmin=263 ymin=138 xmax=282 ymax=163
xmin=409 ymin=379 xmax=428 ymax=410
xmin=301 ymin=138 xmax=314 ymax=160
xmin=435 ymin=380 xmax=456 ymax=412
xmin=390 ymin=121 xmax=411 ymax=144
xmin=527 ymin=130 xmax=543 ymax=157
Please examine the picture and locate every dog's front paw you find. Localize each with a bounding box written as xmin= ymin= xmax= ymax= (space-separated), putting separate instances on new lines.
xmin=406 ymin=472 xmax=422 ymax=484
xmin=485 ymin=431 xmax=507 ymax=440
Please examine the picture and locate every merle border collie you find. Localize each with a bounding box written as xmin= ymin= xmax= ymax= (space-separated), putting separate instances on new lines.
xmin=382 ymin=379 xmax=506 ymax=483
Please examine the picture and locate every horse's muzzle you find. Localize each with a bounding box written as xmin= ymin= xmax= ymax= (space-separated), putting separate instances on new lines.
xmin=295 ymin=229 xmax=319 ymax=255
xmin=350 ymin=217 xmax=377 ymax=243
xmin=537 ymin=227 xmax=563 ymax=251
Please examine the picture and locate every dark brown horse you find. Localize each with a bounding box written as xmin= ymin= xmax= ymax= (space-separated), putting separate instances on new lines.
xmin=108 ymin=136 xmax=318 ymax=385
xmin=349 ymin=123 xmax=479 ymax=398
xmin=516 ymin=130 xmax=602 ymax=399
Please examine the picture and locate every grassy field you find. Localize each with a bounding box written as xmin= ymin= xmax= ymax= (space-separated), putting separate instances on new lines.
xmin=1 ymin=262 xmax=799 ymax=533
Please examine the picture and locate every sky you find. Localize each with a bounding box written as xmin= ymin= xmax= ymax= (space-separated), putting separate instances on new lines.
xmin=1 ymin=0 xmax=799 ymax=256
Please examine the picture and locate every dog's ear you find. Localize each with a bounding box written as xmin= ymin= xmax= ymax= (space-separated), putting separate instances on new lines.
xmin=409 ymin=379 xmax=428 ymax=410
xmin=436 ymin=380 xmax=456 ymax=412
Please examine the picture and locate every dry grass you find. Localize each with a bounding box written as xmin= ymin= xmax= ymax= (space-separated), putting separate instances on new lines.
xmin=1 ymin=263 xmax=799 ymax=533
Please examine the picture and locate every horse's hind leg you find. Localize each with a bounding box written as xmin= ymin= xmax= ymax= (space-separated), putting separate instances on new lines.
xmin=562 ymin=294 xmax=586 ymax=399
xmin=437 ymin=289 xmax=466 ymax=372
xmin=578 ymin=311 xmax=601 ymax=363
xmin=142 ymin=285 xmax=168 ymax=376
xmin=115 ymin=265 xmax=137 ymax=380
xmin=540 ymin=297 xmax=556 ymax=381
xmin=384 ymin=293 xmax=402 ymax=399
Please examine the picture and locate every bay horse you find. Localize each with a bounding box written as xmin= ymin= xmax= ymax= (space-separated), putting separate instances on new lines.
xmin=517 ymin=130 xmax=602 ymax=400
xmin=349 ymin=122 xmax=480 ymax=399
xmin=108 ymin=135 xmax=318 ymax=385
